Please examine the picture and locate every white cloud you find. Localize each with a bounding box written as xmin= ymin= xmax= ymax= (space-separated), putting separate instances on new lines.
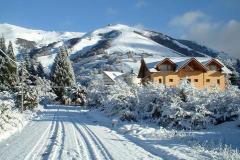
xmin=169 ymin=11 xmax=207 ymax=27
xmin=170 ymin=11 xmax=240 ymax=58
xmin=135 ymin=0 xmax=146 ymax=8
xmin=106 ymin=7 xmax=118 ymax=16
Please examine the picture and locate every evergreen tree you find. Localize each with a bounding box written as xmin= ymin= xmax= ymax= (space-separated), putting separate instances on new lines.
xmin=5 ymin=41 xmax=18 ymax=88
xmin=0 ymin=40 xmax=18 ymax=90
xmin=24 ymin=54 xmax=31 ymax=72
xmin=50 ymin=47 xmax=76 ymax=98
xmin=16 ymin=85 xmax=38 ymax=110
xmin=0 ymin=35 xmax=7 ymax=73
xmin=28 ymin=61 xmax=37 ymax=84
xmin=21 ymin=54 xmax=37 ymax=85
xmin=0 ymin=35 xmax=7 ymax=56
xmin=18 ymin=56 xmax=32 ymax=85
xmin=36 ymin=63 xmax=45 ymax=78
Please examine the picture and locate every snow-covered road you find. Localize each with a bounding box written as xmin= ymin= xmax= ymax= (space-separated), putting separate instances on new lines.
xmin=0 ymin=105 xmax=160 ymax=160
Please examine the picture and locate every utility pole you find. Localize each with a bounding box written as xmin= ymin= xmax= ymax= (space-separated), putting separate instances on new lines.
xmin=20 ymin=62 xmax=24 ymax=113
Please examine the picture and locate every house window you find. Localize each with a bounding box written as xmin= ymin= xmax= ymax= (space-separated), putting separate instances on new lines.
xmin=169 ymin=79 xmax=173 ymax=82
xmin=206 ymin=79 xmax=210 ymax=82
xmin=159 ymin=64 xmax=172 ymax=71
xmin=194 ymin=79 xmax=198 ymax=82
xmin=217 ymin=79 xmax=220 ymax=85
xmin=209 ymin=65 xmax=217 ymax=71
xmin=187 ymin=79 xmax=191 ymax=83
xmin=159 ymin=79 xmax=162 ymax=83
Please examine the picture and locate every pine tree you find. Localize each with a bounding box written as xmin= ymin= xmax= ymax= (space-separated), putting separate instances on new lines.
xmin=0 ymin=40 xmax=18 ymax=90
xmin=21 ymin=54 xmax=37 ymax=85
xmin=36 ymin=63 xmax=45 ymax=78
xmin=16 ymin=85 xmax=38 ymax=110
xmin=0 ymin=35 xmax=7 ymax=56
xmin=0 ymin=35 xmax=7 ymax=70
xmin=24 ymin=54 xmax=31 ymax=72
xmin=28 ymin=61 xmax=37 ymax=84
xmin=19 ymin=56 xmax=31 ymax=85
xmin=5 ymin=41 xmax=18 ymax=88
xmin=50 ymin=47 xmax=76 ymax=98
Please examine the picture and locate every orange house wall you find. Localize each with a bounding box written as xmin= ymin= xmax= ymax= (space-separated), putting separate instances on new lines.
xmin=150 ymin=71 xmax=226 ymax=91
xmin=204 ymin=71 xmax=226 ymax=91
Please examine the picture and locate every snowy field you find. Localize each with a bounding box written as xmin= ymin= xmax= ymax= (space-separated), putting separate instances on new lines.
xmin=0 ymin=105 xmax=239 ymax=160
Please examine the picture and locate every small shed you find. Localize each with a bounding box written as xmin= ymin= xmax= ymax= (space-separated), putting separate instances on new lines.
xmin=121 ymin=72 xmax=141 ymax=85
xmin=103 ymin=71 xmax=124 ymax=85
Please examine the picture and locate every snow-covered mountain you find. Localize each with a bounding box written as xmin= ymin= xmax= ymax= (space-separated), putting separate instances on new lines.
xmin=27 ymin=24 xmax=186 ymax=67
xmin=0 ymin=23 xmax=239 ymax=83
xmin=0 ymin=23 xmax=85 ymax=55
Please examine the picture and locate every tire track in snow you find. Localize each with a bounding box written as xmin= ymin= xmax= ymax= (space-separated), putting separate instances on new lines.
xmin=49 ymin=120 xmax=64 ymax=160
xmin=58 ymin=121 xmax=65 ymax=159
xmin=71 ymin=118 xmax=96 ymax=159
xmin=24 ymin=110 xmax=57 ymax=160
xmin=72 ymin=119 xmax=113 ymax=160
xmin=81 ymin=124 xmax=113 ymax=160
xmin=40 ymin=107 xmax=60 ymax=160
xmin=66 ymin=108 xmax=89 ymax=159
xmin=23 ymin=121 xmax=54 ymax=160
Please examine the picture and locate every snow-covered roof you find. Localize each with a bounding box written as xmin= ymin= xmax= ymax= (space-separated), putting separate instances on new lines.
xmin=122 ymin=59 xmax=142 ymax=74
xmin=103 ymin=71 xmax=124 ymax=81
xmin=143 ymin=57 xmax=232 ymax=74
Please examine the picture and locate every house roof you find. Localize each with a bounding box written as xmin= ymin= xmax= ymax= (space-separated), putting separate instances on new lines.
xmin=103 ymin=71 xmax=124 ymax=81
xmin=143 ymin=57 xmax=232 ymax=74
xmin=175 ymin=58 xmax=209 ymax=72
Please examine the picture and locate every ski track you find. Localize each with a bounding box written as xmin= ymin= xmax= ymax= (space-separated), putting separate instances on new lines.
xmin=81 ymin=124 xmax=113 ymax=160
xmin=24 ymin=120 xmax=55 ymax=160
xmin=0 ymin=105 xmax=178 ymax=160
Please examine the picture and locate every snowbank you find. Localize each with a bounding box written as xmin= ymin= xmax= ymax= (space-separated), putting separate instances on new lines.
xmin=118 ymin=121 xmax=240 ymax=160
xmin=0 ymin=95 xmax=38 ymax=142
xmin=87 ymin=78 xmax=240 ymax=130
xmin=87 ymin=109 xmax=240 ymax=160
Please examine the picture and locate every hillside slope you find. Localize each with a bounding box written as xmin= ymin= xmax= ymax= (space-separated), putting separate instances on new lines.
xmin=0 ymin=23 xmax=85 ymax=55
xmin=0 ymin=23 xmax=239 ymax=84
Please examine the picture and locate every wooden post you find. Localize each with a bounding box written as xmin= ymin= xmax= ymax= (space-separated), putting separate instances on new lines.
xmin=21 ymin=63 xmax=24 ymax=113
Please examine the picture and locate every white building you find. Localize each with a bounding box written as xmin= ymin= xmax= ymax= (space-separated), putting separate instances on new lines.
xmin=103 ymin=71 xmax=124 ymax=85
xmin=103 ymin=71 xmax=140 ymax=85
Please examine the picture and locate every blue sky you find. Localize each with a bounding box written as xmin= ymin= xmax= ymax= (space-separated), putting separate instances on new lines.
xmin=1 ymin=0 xmax=240 ymax=57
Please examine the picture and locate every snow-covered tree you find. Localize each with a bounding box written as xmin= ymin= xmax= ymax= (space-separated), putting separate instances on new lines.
xmin=0 ymin=35 xmax=7 ymax=55
xmin=36 ymin=63 xmax=45 ymax=78
xmin=87 ymin=78 xmax=240 ymax=130
xmin=0 ymin=40 xmax=18 ymax=90
xmin=18 ymin=56 xmax=31 ymax=85
xmin=63 ymin=85 xmax=87 ymax=105
xmin=28 ymin=62 xmax=37 ymax=85
xmin=18 ymin=54 xmax=38 ymax=85
xmin=5 ymin=41 xmax=18 ymax=89
xmin=50 ymin=47 xmax=76 ymax=98
xmin=0 ymin=36 xmax=7 ymax=89
xmin=16 ymin=85 xmax=38 ymax=110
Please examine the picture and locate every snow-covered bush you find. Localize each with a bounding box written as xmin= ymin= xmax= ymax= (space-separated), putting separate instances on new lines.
xmin=87 ymin=78 xmax=240 ymax=130
xmin=0 ymin=99 xmax=26 ymax=137
xmin=120 ymin=110 xmax=136 ymax=121
xmin=139 ymin=80 xmax=240 ymax=129
xmin=102 ymin=81 xmax=137 ymax=116
xmin=0 ymin=93 xmax=35 ymax=141
xmin=63 ymin=85 xmax=87 ymax=105
xmin=16 ymin=85 xmax=38 ymax=110
xmin=192 ymin=141 xmax=240 ymax=160
xmin=0 ymin=100 xmax=17 ymax=130
xmin=86 ymin=79 xmax=109 ymax=107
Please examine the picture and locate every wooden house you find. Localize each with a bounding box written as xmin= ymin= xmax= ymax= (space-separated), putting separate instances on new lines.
xmin=138 ymin=57 xmax=232 ymax=91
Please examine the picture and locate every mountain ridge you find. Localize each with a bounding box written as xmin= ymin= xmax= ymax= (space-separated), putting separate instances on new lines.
xmin=0 ymin=23 xmax=239 ymax=85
